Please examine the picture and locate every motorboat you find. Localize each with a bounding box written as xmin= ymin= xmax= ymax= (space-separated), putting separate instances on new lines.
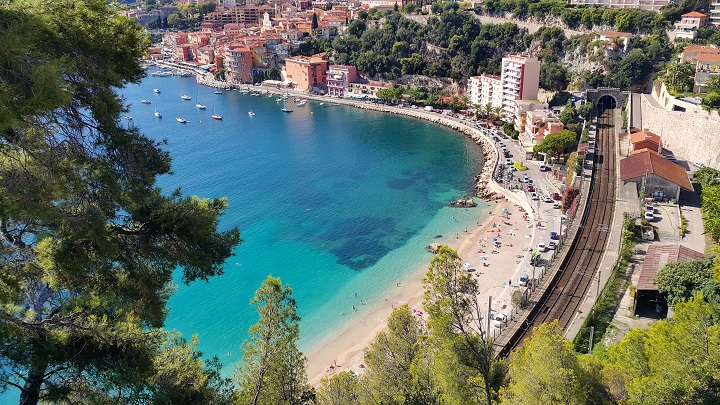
xmin=141 ymin=99 xmax=151 ymax=104
xmin=181 ymin=95 xmax=191 ymax=100
xmin=176 ymin=117 xmax=189 ymax=123
xmin=154 ymin=111 xmax=162 ymax=118
xmin=214 ymin=90 xmax=223 ymax=94
xmin=153 ymin=88 xmax=161 ymax=93
xmin=123 ymin=115 xmax=133 ymax=120
xmin=297 ymin=100 xmax=307 ymax=107
xmin=248 ymin=110 xmax=256 ymax=116
xmin=212 ymin=114 xmax=222 ymax=120
xmin=196 ymin=103 xmax=207 ymax=109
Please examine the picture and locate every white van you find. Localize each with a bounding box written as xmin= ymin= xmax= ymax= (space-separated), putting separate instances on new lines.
xmin=424 ymin=106 xmax=433 ymax=111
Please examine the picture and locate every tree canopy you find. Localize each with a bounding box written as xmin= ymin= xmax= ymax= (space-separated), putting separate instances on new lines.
xmin=0 ymin=1 xmax=240 ymax=403
xmin=655 ymin=259 xmax=720 ymax=306
xmin=533 ymin=129 xmax=578 ymax=157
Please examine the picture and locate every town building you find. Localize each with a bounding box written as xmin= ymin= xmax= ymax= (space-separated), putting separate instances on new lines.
xmin=284 ymin=56 xmax=328 ymax=92
xmin=674 ymin=11 xmax=707 ymax=39
xmin=599 ymin=31 xmax=632 ymax=53
xmin=711 ymin=1 xmax=720 ymax=26
xmin=569 ymin=0 xmax=673 ymax=12
xmin=511 ymin=100 xmax=549 ymax=143
xmin=347 ymin=81 xmax=393 ymax=98
xmin=630 ymin=130 xmax=662 ymax=154
xmin=522 ymin=110 xmax=564 ymax=146
xmin=680 ymin=45 xmax=720 ymax=63
xmin=360 ymin=0 xmax=411 ymax=9
xmin=633 ymin=244 xmax=706 ymax=317
xmin=619 ymin=150 xmax=693 ymax=202
xmin=694 ymin=53 xmax=720 ymax=93
xmin=500 ymin=54 xmax=540 ymax=116
xmin=327 ymin=65 xmax=358 ymax=98
xmin=224 ymin=43 xmax=254 ymax=83
xmin=467 ymin=74 xmax=502 ymax=110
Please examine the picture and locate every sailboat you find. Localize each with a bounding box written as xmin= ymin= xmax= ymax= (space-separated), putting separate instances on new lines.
xmin=154 ymin=111 xmax=162 ymax=118
xmin=280 ymin=99 xmax=293 ymax=113
xmin=195 ymin=89 xmax=206 ymax=109
xmin=248 ymin=97 xmax=256 ymax=116
xmin=211 ymin=102 xmax=222 ymax=120
xmin=176 ymin=112 xmax=188 ymax=123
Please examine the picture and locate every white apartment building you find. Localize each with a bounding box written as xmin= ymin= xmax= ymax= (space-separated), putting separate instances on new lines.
xmin=710 ymin=2 xmax=720 ymax=26
xmin=569 ymin=0 xmax=673 ymax=11
xmin=467 ymin=73 xmax=502 ymax=109
xmin=500 ymin=54 xmax=540 ymax=116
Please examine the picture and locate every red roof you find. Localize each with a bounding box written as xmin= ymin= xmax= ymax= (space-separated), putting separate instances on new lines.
xmin=683 ymin=45 xmax=719 ymax=53
xmin=681 ymin=11 xmax=706 ymax=18
xmin=630 ymin=148 xmax=661 ymax=156
xmin=637 ymin=244 xmax=707 ymax=291
xmin=698 ymin=53 xmax=720 ymax=62
xmin=629 ymin=130 xmax=661 ymax=146
xmin=619 ymin=151 xmax=693 ymax=191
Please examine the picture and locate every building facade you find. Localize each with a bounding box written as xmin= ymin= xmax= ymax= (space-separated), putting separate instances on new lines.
xmin=711 ymin=1 xmax=720 ymax=26
xmin=674 ymin=11 xmax=707 ymax=39
xmin=285 ymin=56 xmax=328 ymax=92
xmin=467 ymin=74 xmax=503 ymax=110
xmin=523 ymin=110 xmax=564 ymax=146
xmin=327 ymin=65 xmax=357 ymax=97
xmin=500 ymin=54 xmax=540 ymax=116
xmin=224 ymin=43 xmax=253 ymax=83
xmin=569 ymin=0 xmax=673 ymax=11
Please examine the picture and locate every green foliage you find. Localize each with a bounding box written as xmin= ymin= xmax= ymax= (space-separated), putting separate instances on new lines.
xmin=578 ymin=101 xmax=594 ymax=122
xmin=702 ymin=185 xmax=720 ymax=241
xmin=665 ymin=61 xmax=695 ymax=94
xmin=614 ymin=49 xmax=653 ymax=89
xmin=703 ymin=92 xmax=720 ymax=110
xmin=317 ymin=371 xmax=361 ymax=405
xmin=364 ymin=305 xmax=422 ymax=403
xmin=234 ymin=276 xmax=308 ymax=405
xmin=655 ymin=259 xmax=720 ymax=306
xmin=604 ymin=295 xmax=720 ymax=404
xmin=503 ymin=121 xmax=519 ymax=139
xmin=0 ymin=1 xmax=241 ymax=402
xmin=695 ymin=167 xmax=720 ymax=188
xmin=504 ymin=321 xmax=607 ymax=404
xmin=539 ymin=62 xmax=569 ymax=91
xmin=560 ymin=104 xmax=579 ymax=125
xmin=533 ymin=129 xmax=578 ymax=157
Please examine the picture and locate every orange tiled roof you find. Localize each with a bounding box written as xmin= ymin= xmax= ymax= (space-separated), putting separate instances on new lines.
xmin=682 ymin=45 xmax=719 ymax=53
xmin=620 ymin=151 xmax=693 ymax=191
xmin=681 ymin=11 xmax=706 ymax=18
xmin=698 ymin=53 xmax=720 ymax=62
xmin=630 ymin=148 xmax=661 ymax=156
xmin=629 ymin=131 xmax=661 ymax=145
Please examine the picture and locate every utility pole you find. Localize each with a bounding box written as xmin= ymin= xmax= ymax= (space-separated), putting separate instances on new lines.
xmin=588 ymin=326 xmax=594 ymax=354
xmin=597 ymin=270 xmax=601 ymax=297
xmin=487 ymin=296 xmax=492 ymax=338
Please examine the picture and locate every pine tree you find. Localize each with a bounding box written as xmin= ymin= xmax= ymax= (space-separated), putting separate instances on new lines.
xmin=235 ymin=276 xmax=308 ymax=405
xmin=312 ymin=13 xmax=318 ymax=30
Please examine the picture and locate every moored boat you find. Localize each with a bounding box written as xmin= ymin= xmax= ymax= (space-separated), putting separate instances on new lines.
xmin=212 ymin=114 xmax=223 ymax=120
xmin=176 ymin=117 xmax=188 ymax=123
xmin=153 ymin=88 xmax=161 ymax=93
xmin=154 ymin=111 xmax=162 ymax=118
xmin=248 ymin=110 xmax=256 ymax=116
xmin=196 ymin=103 xmax=207 ymax=109
xmin=181 ymin=95 xmax=191 ymax=100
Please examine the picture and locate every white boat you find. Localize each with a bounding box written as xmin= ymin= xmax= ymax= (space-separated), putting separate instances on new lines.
xmin=141 ymin=99 xmax=151 ymax=104
xmin=214 ymin=90 xmax=223 ymax=94
xmin=319 ymin=102 xmax=325 ymax=106
xmin=196 ymin=104 xmax=207 ymax=109
xmin=212 ymin=114 xmax=222 ymax=120
xmin=181 ymin=95 xmax=191 ymax=100
xmin=297 ymin=100 xmax=307 ymax=107
xmin=154 ymin=111 xmax=162 ymax=118
xmin=248 ymin=110 xmax=256 ymax=116
xmin=153 ymin=88 xmax=161 ymax=93
xmin=123 ymin=115 xmax=133 ymax=120
xmin=151 ymin=71 xmax=172 ymax=77
xmin=176 ymin=117 xmax=188 ymax=123
xmin=281 ymin=100 xmax=293 ymax=113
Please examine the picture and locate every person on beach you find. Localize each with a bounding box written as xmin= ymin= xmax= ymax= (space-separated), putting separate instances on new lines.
xmin=352 ymin=305 xmax=356 ymax=311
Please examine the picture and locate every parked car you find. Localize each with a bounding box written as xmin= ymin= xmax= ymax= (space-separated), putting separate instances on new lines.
xmin=493 ymin=313 xmax=507 ymax=327
xmin=537 ymin=242 xmax=547 ymax=252
xmin=548 ymin=241 xmax=557 ymax=250
xmin=505 ymin=159 xmax=513 ymax=166
xmin=519 ymin=273 xmax=530 ymax=287
xmin=527 ymin=185 xmax=535 ymax=192
xmin=645 ymin=204 xmax=654 ymax=213
xmin=539 ymin=164 xmax=548 ymax=171
xmin=552 ymin=192 xmax=561 ymax=200
xmin=543 ymin=196 xmax=553 ymax=203
xmin=550 ymin=232 xmax=559 ymax=240
xmin=523 ymin=175 xmax=530 ymax=183
xmin=645 ymin=211 xmax=655 ymax=221
xmin=531 ymin=192 xmax=539 ymax=200
xmin=553 ymin=202 xmax=561 ymax=209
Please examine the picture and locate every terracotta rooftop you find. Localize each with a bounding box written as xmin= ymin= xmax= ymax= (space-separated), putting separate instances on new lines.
xmin=629 ymin=130 xmax=661 ymax=145
xmin=619 ymin=150 xmax=693 ymax=191
xmin=600 ymin=31 xmax=632 ymax=38
xmin=698 ymin=53 xmax=720 ymax=62
xmin=681 ymin=11 xmax=706 ymax=18
xmin=683 ymin=45 xmax=719 ymax=53
xmin=637 ymin=244 xmax=707 ymax=291
xmin=630 ymin=148 xmax=662 ymax=156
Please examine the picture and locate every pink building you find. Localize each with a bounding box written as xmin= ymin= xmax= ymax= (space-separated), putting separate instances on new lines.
xmin=327 ymin=65 xmax=357 ymax=97
xmin=523 ymin=110 xmax=564 ymax=146
xmin=675 ymin=11 xmax=707 ymax=39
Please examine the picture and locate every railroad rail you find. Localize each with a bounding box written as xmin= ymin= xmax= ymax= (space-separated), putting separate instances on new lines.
xmin=498 ymin=99 xmax=617 ymax=356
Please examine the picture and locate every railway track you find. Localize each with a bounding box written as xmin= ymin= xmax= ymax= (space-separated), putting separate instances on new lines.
xmin=498 ymin=100 xmax=617 ymax=356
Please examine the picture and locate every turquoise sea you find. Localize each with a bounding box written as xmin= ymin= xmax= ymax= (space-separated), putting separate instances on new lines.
xmin=0 ymin=74 xmax=489 ymax=402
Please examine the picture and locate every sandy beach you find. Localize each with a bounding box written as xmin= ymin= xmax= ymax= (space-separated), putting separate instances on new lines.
xmin=306 ymin=199 xmax=535 ymax=385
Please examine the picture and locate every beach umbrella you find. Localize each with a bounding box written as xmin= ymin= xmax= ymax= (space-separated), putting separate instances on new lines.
xmin=464 ymin=263 xmax=470 ymax=270
xmin=492 ymin=238 xmax=498 ymax=242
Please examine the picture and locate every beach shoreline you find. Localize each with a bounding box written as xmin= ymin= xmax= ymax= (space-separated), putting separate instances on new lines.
xmin=189 ymin=73 xmax=536 ymax=386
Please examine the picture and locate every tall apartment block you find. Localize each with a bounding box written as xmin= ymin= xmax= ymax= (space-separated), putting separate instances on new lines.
xmin=500 ymin=54 xmax=540 ymax=116
xmin=711 ymin=1 xmax=720 ymax=26
xmin=467 ymin=73 xmax=503 ymax=110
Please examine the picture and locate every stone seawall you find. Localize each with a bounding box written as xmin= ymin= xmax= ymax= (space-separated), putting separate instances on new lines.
xmin=640 ymin=91 xmax=720 ymax=169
